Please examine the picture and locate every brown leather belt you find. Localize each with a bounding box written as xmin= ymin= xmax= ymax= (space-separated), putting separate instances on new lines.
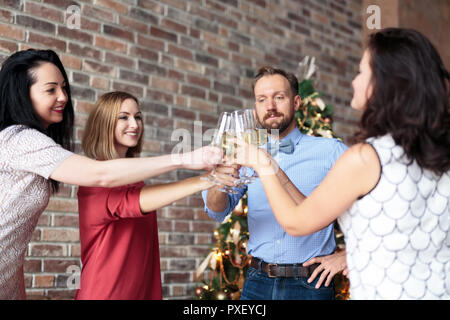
xmin=250 ymin=257 xmax=320 ymax=278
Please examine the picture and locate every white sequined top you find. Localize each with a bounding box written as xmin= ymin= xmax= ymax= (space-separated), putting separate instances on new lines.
xmin=338 ymin=135 xmax=450 ymax=299
xmin=0 ymin=125 xmax=73 ymax=299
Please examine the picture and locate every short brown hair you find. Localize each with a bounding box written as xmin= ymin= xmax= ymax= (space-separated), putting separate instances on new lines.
xmin=252 ymin=66 xmax=299 ymax=97
xmin=82 ymin=91 xmax=143 ymax=160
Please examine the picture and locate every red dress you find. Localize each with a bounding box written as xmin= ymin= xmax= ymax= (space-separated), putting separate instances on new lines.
xmin=75 ymin=182 xmax=162 ymax=300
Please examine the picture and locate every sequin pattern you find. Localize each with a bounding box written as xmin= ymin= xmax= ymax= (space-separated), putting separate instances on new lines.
xmin=0 ymin=125 xmax=73 ymax=299
xmin=338 ymin=135 xmax=450 ymax=299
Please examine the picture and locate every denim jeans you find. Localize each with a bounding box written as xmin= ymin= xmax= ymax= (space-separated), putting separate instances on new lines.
xmin=240 ymin=267 xmax=335 ymax=300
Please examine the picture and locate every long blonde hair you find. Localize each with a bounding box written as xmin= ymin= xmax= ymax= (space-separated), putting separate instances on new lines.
xmin=82 ymin=91 xmax=143 ymax=160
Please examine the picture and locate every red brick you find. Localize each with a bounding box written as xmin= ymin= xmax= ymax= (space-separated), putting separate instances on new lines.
xmin=16 ymin=15 xmax=55 ymax=34
xmin=83 ymin=59 xmax=116 ymax=77
xmin=207 ymin=46 xmax=229 ymax=60
xmin=168 ymin=69 xmax=185 ymax=81
xmin=0 ymin=38 xmax=16 ymax=53
xmin=191 ymin=221 xmax=216 ymax=232
xmin=129 ymin=45 xmax=158 ymax=62
xmin=146 ymin=88 xmax=174 ymax=104
xmin=28 ymin=32 xmax=66 ymax=52
xmin=46 ymin=199 xmax=78 ymax=213
xmin=75 ymin=100 xmax=95 ymax=114
xmin=43 ymin=259 xmax=80 ymax=273
xmin=103 ymin=24 xmax=134 ymax=42
xmin=58 ymin=25 xmax=93 ymax=44
xmin=77 ymin=16 xmax=102 ymax=33
xmin=0 ymin=23 xmax=25 ymax=41
xmin=42 ymin=0 xmax=76 ymax=9
xmin=94 ymin=35 xmax=127 ymax=53
xmin=172 ymin=108 xmax=196 ymax=120
xmin=168 ymin=43 xmax=193 ymax=60
xmin=137 ymin=0 xmax=164 ymax=13
xmin=91 ymin=77 xmax=109 ymax=90
xmin=41 ymin=229 xmax=79 ymax=242
xmin=68 ymin=43 xmax=101 ymax=60
xmin=34 ymin=275 xmax=55 ymax=288
xmin=82 ymin=4 xmax=115 ymax=22
xmin=173 ymin=221 xmax=189 ymax=232
xmin=24 ymin=2 xmax=63 ymax=23
xmin=0 ymin=9 xmax=13 ymax=23
xmin=37 ymin=214 xmax=51 ymax=227
xmin=60 ymin=54 xmax=81 ymax=70
xmin=119 ymin=15 xmax=148 ymax=33
xmin=105 ymin=52 xmax=135 ymax=69
xmin=163 ymin=272 xmax=191 ymax=284
xmin=181 ymin=85 xmax=206 ymax=99
xmin=53 ymin=214 xmax=79 ymax=227
xmin=24 ymin=259 xmax=41 ymax=273
xmin=137 ymin=34 xmax=165 ymax=51
xmin=120 ymin=69 xmax=149 ymax=84
xmin=221 ymin=95 xmax=243 ymax=108
xmin=30 ymin=244 xmax=66 ymax=257
xmin=151 ymin=76 xmax=179 ymax=93
xmin=150 ymin=26 xmax=178 ymax=43
xmin=161 ymin=18 xmax=188 ymax=34
xmin=112 ymin=81 xmax=144 ymax=98
xmin=95 ymin=0 xmax=128 ymax=14
xmin=159 ymin=246 xmax=188 ymax=258
xmin=187 ymin=75 xmax=211 ymax=89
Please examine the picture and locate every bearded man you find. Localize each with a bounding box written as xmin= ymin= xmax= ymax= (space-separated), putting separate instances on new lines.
xmin=202 ymin=67 xmax=348 ymax=300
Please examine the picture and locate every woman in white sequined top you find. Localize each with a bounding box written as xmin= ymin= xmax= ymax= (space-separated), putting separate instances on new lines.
xmin=0 ymin=50 xmax=221 ymax=299
xmin=234 ymin=28 xmax=450 ymax=299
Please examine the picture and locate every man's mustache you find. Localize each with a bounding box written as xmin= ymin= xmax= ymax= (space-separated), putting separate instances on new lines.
xmin=263 ymin=111 xmax=284 ymax=121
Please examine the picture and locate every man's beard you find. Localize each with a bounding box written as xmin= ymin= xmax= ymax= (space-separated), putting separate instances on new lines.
xmin=258 ymin=111 xmax=294 ymax=135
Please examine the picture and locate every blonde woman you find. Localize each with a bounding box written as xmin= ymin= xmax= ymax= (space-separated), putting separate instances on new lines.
xmin=75 ymin=92 xmax=222 ymax=300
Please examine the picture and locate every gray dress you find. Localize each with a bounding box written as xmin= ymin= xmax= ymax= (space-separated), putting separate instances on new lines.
xmin=0 ymin=125 xmax=73 ymax=299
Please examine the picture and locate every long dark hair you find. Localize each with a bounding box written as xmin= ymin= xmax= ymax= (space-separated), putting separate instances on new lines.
xmin=355 ymin=28 xmax=450 ymax=176
xmin=0 ymin=49 xmax=74 ymax=192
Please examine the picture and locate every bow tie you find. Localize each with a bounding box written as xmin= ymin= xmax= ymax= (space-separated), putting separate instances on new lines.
xmin=266 ymin=139 xmax=294 ymax=156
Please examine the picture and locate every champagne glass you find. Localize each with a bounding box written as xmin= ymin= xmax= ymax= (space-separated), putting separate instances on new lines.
xmin=232 ymin=110 xmax=250 ymax=186
xmin=202 ymin=112 xmax=239 ymax=194
xmin=201 ymin=112 xmax=231 ymax=184
xmin=234 ymin=109 xmax=268 ymax=184
xmin=218 ymin=115 xmax=239 ymax=194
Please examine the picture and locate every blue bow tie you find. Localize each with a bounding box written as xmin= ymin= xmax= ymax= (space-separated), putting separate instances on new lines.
xmin=266 ymin=139 xmax=294 ymax=156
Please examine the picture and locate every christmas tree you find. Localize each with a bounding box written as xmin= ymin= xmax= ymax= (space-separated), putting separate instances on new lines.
xmin=195 ymin=57 xmax=349 ymax=300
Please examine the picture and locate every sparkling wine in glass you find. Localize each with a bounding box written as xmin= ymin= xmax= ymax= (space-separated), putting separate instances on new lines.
xmin=202 ymin=112 xmax=231 ymax=184
xmin=234 ymin=109 xmax=268 ymax=185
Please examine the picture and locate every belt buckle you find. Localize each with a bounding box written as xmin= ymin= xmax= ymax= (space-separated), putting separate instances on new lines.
xmin=267 ymin=263 xmax=277 ymax=278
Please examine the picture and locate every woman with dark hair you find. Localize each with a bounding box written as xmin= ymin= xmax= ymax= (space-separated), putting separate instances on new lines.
xmin=233 ymin=28 xmax=450 ymax=299
xmin=0 ymin=49 xmax=221 ymax=299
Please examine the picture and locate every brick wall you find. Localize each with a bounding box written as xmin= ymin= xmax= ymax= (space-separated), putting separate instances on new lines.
xmin=362 ymin=0 xmax=450 ymax=70
xmin=0 ymin=0 xmax=364 ymax=299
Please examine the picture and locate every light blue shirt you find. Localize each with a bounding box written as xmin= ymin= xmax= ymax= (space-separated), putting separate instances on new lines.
xmin=202 ymin=127 xmax=348 ymax=264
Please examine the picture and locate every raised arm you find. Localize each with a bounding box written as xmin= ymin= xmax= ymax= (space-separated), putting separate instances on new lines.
xmin=234 ymin=141 xmax=380 ymax=236
xmin=271 ymin=160 xmax=306 ymax=205
xmin=139 ymin=173 xmax=217 ymax=213
xmin=50 ymin=146 xmax=222 ymax=188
